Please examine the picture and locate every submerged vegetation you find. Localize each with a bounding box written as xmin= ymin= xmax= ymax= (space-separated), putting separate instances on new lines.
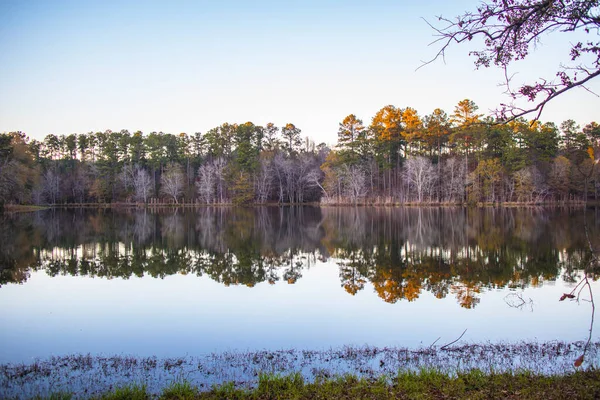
xmin=1 ymin=104 xmax=599 ymax=208
xmin=2 ymin=341 xmax=599 ymax=399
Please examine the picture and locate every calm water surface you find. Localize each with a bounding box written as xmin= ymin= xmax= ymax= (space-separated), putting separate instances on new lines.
xmin=0 ymin=207 xmax=598 ymax=363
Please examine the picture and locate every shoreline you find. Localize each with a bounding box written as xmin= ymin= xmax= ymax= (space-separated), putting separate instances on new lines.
xmin=2 ymin=341 xmax=599 ymax=398
xmin=2 ymin=201 xmax=598 ymax=211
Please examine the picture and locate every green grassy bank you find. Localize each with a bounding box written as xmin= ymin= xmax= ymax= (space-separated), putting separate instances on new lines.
xmin=24 ymin=369 xmax=600 ymax=400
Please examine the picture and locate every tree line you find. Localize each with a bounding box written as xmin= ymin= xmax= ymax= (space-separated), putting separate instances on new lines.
xmin=1 ymin=99 xmax=599 ymax=207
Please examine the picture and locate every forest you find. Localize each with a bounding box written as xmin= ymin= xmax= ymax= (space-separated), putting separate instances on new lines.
xmin=0 ymin=99 xmax=599 ymax=207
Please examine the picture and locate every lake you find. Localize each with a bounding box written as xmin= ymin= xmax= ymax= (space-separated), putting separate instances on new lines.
xmin=1 ymin=206 xmax=598 ymax=364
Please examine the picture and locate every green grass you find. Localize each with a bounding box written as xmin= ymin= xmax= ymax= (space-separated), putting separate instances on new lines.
xmin=200 ymin=369 xmax=600 ymax=399
xmin=97 ymin=384 xmax=149 ymax=400
xmin=31 ymin=394 xmax=73 ymax=400
xmin=30 ymin=369 xmax=600 ymax=400
xmin=161 ymin=381 xmax=199 ymax=400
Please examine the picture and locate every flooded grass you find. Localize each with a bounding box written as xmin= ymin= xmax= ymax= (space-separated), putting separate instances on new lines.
xmin=9 ymin=370 xmax=600 ymax=399
xmin=1 ymin=341 xmax=599 ymax=398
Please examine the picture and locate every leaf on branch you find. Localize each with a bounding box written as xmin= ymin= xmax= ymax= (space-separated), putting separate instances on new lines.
xmin=559 ymin=293 xmax=576 ymax=301
xmin=574 ymin=354 xmax=584 ymax=367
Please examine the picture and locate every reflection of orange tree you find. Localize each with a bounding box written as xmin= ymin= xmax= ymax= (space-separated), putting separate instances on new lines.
xmin=336 ymin=247 xmax=371 ymax=296
xmin=451 ymin=281 xmax=482 ymax=309
xmin=371 ymin=267 xmax=423 ymax=303
xmin=339 ymin=263 xmax=367 ymax=295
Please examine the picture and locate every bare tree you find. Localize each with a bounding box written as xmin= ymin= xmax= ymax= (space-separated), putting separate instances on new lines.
xmin=284 ymin=157 xmax=297 ymax=203
xmin=160 ymin=163 xmax=184 ymax=204
xmin=196 ymin=157 xmax=228 ymax=204
xmin=72 ymin=166 xmax=89 ymax=203
xmin=343 ymin=165 xmax=367 ymax=205
xmin=255 ymin=157 xmax=273 ymax=204
xmin=42 ymin=168 xmax=60 ymax=204
xmin=306 ymin=166 xmax=327 ymax=199
xmin=213 ymin=157 xmax=228 ymax=203
xmin=196 ymin=162 xmax=216 ymax=204
xmin=549 ymin=156 xmax=572 ymax=202
xmin=404 ymin=156 xmax=436 ymax=203
xmin=119 ymin=164 xmax=134 ymax=194
xmin=133 ymin=166 xmax=152 ymax=203
xmin=514 ymin=166 xmax=548 ymax=203
xmin=273 ymin=152 xmax=287 ymax=203
xmin=440 ymin=157 xmax=466 ymax=203
xmin=295 ymin=154 xmax=321 ymax=203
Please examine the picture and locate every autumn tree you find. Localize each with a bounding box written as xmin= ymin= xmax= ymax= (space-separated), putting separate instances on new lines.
xmin=337 ymin=114 xmax=365 ymax=164
xmin=281 ymin=123 xmax=302 ymax=156
xmin=423 ymin=108 xmax=451 ymax=159
xmin=451 ymin=99 xmax=482 ymax=159
xmin=262 ymin=123 xmax=281 ymax=152
xmin=371 ymin=105 xmax=404 ymax=195
xmin=401 ymin=107 xmax=424 ymax=155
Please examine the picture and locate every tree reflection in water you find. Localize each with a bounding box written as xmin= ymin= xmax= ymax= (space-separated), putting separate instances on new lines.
xmin=0 ymin=206 xmax=597 ymax=309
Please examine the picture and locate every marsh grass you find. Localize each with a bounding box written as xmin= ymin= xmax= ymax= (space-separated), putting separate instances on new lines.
xmin=256 ymin=372 xmax=304 ymax=397
xmin=3 ymin=342 xmax=599 ymax=399
xmin=97 ymin=384 xmax=149 ymax=400
xmin=160 ymin=381 xmax=198 ymax=400
xmin=202 ymin=369 xmax=600 ymax=399
xmin=16 ymin=369 xmax=600 ymax=399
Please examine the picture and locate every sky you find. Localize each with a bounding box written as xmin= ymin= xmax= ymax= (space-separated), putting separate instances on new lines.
xmin=0 ymin=0 xmax=598 ymax=145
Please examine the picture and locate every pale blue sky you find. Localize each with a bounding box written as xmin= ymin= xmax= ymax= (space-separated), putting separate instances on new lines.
xmin=0 ymin=0 xmax=598 ymax=144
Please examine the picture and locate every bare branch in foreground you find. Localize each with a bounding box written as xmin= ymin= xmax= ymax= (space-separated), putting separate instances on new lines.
xmin=441 ymin=329 xmax=468 ymax=350
xmin=422 ymin=1 xmax=600 ymax=122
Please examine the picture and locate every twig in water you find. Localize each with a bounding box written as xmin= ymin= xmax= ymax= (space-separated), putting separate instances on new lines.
xmin=440 ymin=329 xmax=467 ymax=350
xmin=505 ymin=292 xmax=534 ymax=312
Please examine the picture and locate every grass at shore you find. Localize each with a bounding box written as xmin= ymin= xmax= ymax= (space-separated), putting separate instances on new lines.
xmin=27 ymin=369 xmax=600 ymax=400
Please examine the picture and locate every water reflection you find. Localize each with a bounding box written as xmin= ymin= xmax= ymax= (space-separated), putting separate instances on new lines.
xmin=1 ymin=206 xmax=598 ymax=308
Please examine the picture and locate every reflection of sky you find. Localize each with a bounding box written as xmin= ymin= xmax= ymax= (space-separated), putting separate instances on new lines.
xmin=0 ymin=262 xmax=597 ymax=364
